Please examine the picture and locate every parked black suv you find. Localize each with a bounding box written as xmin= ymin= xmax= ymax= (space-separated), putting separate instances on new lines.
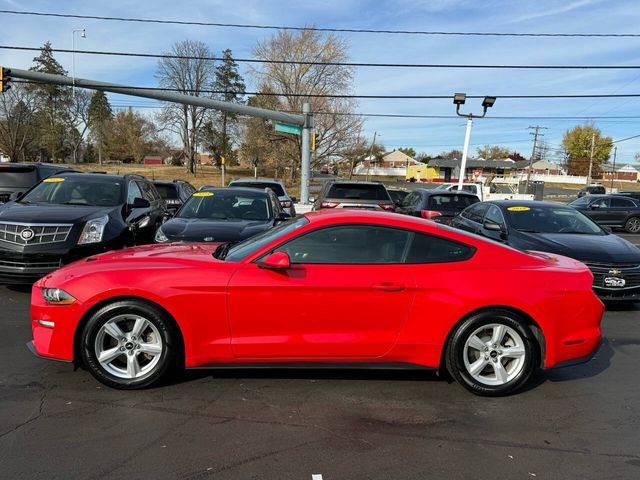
xmin=153 ymin=180 xmax=196 ymax=213
xmin=0 ymin=172 xmax=166 ymax=284
xmin=569 ymin=194 xmax=640 ymax=233
xmin=396 ymin=190 xmax=479 ymax=223
xmin=577 ymin=185 xmax=606 ymax=197
xmin=0 ymin=163 xmax=75 ymax=204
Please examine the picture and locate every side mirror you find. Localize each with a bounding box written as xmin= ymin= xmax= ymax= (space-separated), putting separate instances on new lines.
xmin=8 ymin=192 xmax=23 ymax=201
xmin=483 ymin=221 xmax=503 ymax=232
xmin=258 ymin=251 xmax=291 ymax=270
xmin=130 ymin=197 xmax=151 ymax=209
xmin=278 ymin=212 xmax=291 ymax=221
xmin=290 ymin=196 xmax=297 ymax=203
xmin=602 ymin=226 xmax=612 ymax=233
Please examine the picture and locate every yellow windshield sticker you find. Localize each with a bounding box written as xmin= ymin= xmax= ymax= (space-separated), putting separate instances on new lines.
xmin=507 ymin=206 xmax=530 ymax=212
xmin=192 ymin=192 xmax=214 ymax=197
xmin=43 ymin=177 xmax=65 ymax=183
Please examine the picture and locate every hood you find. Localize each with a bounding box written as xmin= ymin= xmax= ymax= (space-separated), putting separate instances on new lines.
xmin=512 ymin=231 xmax=640 ymax=264
xmin=0 ymin=202 xmax=118 ymax=224
xmin=160 ymin=217 xmax=272 ymax=242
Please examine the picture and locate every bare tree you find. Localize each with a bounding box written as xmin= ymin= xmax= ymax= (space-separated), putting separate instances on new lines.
xmin=66 ymin=89 xmax=92 ymax=163
xmin=0 ymin=83 xmax=40 ymax=162
xmin=246 ymin=29 xmax=364 ymax=179
xmin=156 ymin=40 xmax=215 ymax=173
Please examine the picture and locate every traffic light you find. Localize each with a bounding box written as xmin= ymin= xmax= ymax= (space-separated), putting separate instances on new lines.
xmin=1 ymin=67 xmax=11 ymax=93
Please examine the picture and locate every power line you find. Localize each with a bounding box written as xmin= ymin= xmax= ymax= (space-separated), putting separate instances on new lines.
xmin=13 ymin=79 xmax=640 ymax=100
xmin=613 ymin=133 xmax=640 ymax=143
xmin=1 ymin=9 xmax=639 ymax=38
xmin=4 ymin=45 xmax=640 ymax=70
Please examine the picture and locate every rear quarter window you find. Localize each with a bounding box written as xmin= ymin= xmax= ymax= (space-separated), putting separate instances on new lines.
xmin=406 ymin=232 xmax=475 ymax=264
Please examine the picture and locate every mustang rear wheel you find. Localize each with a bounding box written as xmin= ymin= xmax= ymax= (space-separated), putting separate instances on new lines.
xmin=80 ymin=300 xmax=179 ymax=389
xmin=446 ymin=310 xmax=538 ymax=396
xmin=625 ymin=216 xmax=640 ymax=233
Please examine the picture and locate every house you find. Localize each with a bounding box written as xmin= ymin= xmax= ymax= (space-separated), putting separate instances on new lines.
xmin=514 ymin=159 xmax=564 ymax=175
xmin=407 ymin=158 xmax=515 ymax=182
xmin=143 ymin=155 xmax=163 ymax=165
xmin=600 ymin=164 xmax=639 ymax=182
xmin=361 ymin=150 xmax=422 ymax=169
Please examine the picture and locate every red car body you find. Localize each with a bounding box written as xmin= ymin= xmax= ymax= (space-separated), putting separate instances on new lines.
xmin=30 ymin=211 xmax=603 ymax=377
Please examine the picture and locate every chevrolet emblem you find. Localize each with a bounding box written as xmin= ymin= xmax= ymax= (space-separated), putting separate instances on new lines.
xmin=608 ymin=269 xmax=622 ymax=276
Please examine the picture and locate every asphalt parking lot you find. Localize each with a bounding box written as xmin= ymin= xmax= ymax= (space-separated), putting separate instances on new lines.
xmin=0 ymin=273 xmax=639 ymax=479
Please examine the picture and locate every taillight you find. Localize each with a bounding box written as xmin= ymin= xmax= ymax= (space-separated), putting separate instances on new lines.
xmin=280 ymin=200 xmax=292 ymax=208
xmin=379 ymin=203 xmax=396 ymax=211
xmin=320 ymin=202 xmax=340 ymax=208
xmin=420 ymin=210 xmax=443 ymax=219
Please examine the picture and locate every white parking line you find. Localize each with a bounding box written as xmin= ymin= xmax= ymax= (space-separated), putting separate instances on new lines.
xmin=312 ymin=475 xmax=324 ymax=480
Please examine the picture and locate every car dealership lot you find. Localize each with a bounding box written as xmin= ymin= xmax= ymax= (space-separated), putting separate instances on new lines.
xmin=1 ymin=285 xmax=639 ymax=479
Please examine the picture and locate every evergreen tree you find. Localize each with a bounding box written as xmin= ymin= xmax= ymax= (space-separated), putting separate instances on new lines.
xmin=88 ymin=91 xmax=113 ymax=165
xmin=28 ymin=42 xmax=72 ymax=162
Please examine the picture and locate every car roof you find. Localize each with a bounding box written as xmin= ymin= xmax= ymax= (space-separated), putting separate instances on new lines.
xmin=485 ymin=200 xmax=575 ymax=209
xmin=201 ymin=186 xmax=271 ymax=196
xmin=422 ymin=190 xmax=478 ymax=197
xmin=153 ymin=180 xmax=187 ymax=185
xmin=229 ymin=178 xmax=284 ymax=185
xmin=328 ymin=180 xmax=384 ymax=186
xmin=56 ymin=171 xmax=133 ymax=182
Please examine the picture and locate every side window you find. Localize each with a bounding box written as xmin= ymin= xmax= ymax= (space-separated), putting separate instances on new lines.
xmin=463 ymin=203 xmax=489 ymax=223
xmin=483 ymin=205 xmax=505 ymax=227
xmin=611 ymin=197 xmax=635 ymax=208
xmin=138 ymin=181 xmax=158 ymax=202
xmin=402 ymin=192 xmax=420 ymax=207
xmin=276 ymin=226 xmax=411 ymax=264
xmin=406 ymin=233 xmax=475 ymax=264
xmin=127 ymin=181 xmax=143 ymax=204
xmin=591 ymin=198 xmax=610 ymax=208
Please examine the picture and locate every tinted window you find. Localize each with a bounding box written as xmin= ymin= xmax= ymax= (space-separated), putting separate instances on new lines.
xmin=155 ymin=184 xmax=179 ymax=200
xmin=179 ymin=190 xmax=271 ymax=220
xmin=462 ymin=203 xmax=489 ymax=223
xmin=506 ymin=205 xmax=602 ymax=234
xmin=428 ymin=194 xmax=478 ymax=210
xmin=327 ymin=184 xmax=391 ymax=201
xmin=388 ymin=190 xmax=409 ymax=205
xmin=591 ymin=198 xmax=610 ymax=208
xmin=276 ymin=225 xmax=410 ymax=264
xmin=570 ymin=196 xmax=591 ymax=206
xmin=484 ymin=205 xmax=505 ymax=226
xmin=20 ymin=176 xmax=123 ymax=207
xmin=402 ymin=191 xmax=422 ymax=208
xmin=138 ymin=181 xmax=158 ymax=202
xmin=0 ymin=166 xmax=38 ymax=188
xmin=230 ymin=182 xmax=286 ymax=197
xmin=611 ymin=197 xmax=636 ymax=208
xmin=406 ymin=233 xmax=475 ymax=263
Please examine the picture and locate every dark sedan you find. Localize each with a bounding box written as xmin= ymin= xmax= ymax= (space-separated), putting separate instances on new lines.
xmin=396 ymin=190 xmax=479 ymax=223
xmin=155 ymin=187 xmax=289 ymax=243
xmin=450 ymin=200 xmax=640 ymax=302
xmin=569 ymin=194 xmax=640 ymax=233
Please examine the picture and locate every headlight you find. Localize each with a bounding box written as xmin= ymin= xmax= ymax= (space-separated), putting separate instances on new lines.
xmin=42 ymin=288 xmax=76 ymax=305
xmin=155 ymin=227 xmax=169 ymax=243
xmin=78 ymin=215 xmax=109 ymax=245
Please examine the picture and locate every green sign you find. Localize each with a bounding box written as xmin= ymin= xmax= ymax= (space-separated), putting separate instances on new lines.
xmin=275 ymin=122 xmax=302 ymax=135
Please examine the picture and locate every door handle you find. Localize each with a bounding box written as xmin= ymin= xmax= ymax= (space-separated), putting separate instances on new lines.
xmin=371 ymin=282 xmax=406 ymax=292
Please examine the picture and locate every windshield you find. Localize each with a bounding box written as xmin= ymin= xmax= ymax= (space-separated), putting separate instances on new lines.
xmin=327 ymin=184 xmax=391 ymax=201
xmin=569 ymin=196 xmax=593 ymax=207
xmin=506 ymin=205 xmax=603 ymax=234
xmin=154 ymin=184 xmax=179 ymax=200
xmin=230 ymin=182 xmax=286 ymax=197
xmin=20 ymin=176 xmax=124 ymax=206
xmin=225 ymin=217 xmax=309 ymax=262
xmin=0 ymin=166 xmax=38 ymax=189
xmin=178 ymin=190 xmax=271 ymax=220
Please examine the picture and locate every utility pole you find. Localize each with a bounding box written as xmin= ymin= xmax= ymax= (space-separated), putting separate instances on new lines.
xmin=610 ymin=145 xmax=617 ymax=192
xmin=586 ymin=131 xmax=596 ymax=186
xmin=525 ymin=125 xmax=547 ymax=193
xmin=365 ymin=131 xmax=377 ymax=182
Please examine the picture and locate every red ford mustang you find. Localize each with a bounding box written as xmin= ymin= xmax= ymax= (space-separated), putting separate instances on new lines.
xmin=29 ymin=210 xmax=603 ymax=396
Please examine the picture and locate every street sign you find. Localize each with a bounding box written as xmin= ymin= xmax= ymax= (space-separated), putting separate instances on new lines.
xmin=275 ymin=122 xmax=302 ymax=136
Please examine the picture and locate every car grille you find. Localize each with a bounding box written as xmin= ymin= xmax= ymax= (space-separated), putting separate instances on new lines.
xmin=584 ymin=262 xmax=640 ymax=290
xmin=0 ymin=222 xmax=73 ymax=246
xmin=0 ymin=258 xmax=61 ymax=272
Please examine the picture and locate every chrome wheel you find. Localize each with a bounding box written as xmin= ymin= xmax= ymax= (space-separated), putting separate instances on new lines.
xmin=462 ymin=323 xmax=526 ymax=386
xmin=626 ymin=217 xmax=640 ymax=233
xmin=94 ymin=314 xmax=164 ymax=379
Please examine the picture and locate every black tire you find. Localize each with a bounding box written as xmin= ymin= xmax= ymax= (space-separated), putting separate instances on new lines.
xmin=80 ymin=299 xmax=180 ymax=389
xmin=624 ymin=216 xmax=640 ymax=234
xmin=445 ymin=309 xmax=539 ymax=396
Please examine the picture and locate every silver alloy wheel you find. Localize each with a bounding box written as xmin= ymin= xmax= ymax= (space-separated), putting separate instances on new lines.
xmin=626 ymin=217 xmax=640 ymax=233
xmin=94 ymin=314 xmax=163 ymax=379
xmin=462 ymin=323 xmax=526 ymax=386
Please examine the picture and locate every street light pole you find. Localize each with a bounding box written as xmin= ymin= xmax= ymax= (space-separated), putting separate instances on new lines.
xmin=365 ymin=131 xmax=377 ymax=182
xmin=610 ymin=145 xmax=617 ymax=192
xmin=453 ymin=94 xmax=496 ymax=190
xmin=71 ymin=28 xmax=86 ymax=99
xmin=586 ymin=131 xmax=595 ymax=186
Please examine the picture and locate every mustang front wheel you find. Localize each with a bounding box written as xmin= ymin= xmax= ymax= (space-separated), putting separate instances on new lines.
xmin=446 ymin=310 xmax=538 ymax=396
xmin=80 ymin=300 xmax=179 ymax=389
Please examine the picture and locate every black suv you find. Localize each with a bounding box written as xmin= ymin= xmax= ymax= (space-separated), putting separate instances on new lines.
xmin=153 ymin=180 xmax=196 ymax=213
xmin=312 ymin=181 xmax=396 ymax=212
xmin=0 ymin=163 xmax=75 ymax=204
xmin=577 ymin=185 xmax=606 ymax=197
xmin=0 ymin=172 xmax=166 ymax=284
xmin=569 ymin=194 xmax=640 ymax=233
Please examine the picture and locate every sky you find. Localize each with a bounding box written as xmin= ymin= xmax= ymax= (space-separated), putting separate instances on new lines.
xmin=2 ymin=0 xmax=640 ymax=164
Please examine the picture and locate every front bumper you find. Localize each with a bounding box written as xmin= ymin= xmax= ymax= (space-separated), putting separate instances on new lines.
xmin=26 ymin=340 xmax=72 ymax=363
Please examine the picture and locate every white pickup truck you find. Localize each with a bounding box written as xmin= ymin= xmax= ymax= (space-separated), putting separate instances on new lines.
xmin=433 ymin=182 xmax=535 ymax=201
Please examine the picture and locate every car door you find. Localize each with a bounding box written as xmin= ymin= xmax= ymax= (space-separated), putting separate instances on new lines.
xmin=583 ymin=197 xmax=612 ymax=225
xmin=609 ymin=197 xmax=638 ymax=226
xmin=124 ymin=180 xmax=150 ymax=243
xmin=227 ymin=225 xmax=416 ymax=358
